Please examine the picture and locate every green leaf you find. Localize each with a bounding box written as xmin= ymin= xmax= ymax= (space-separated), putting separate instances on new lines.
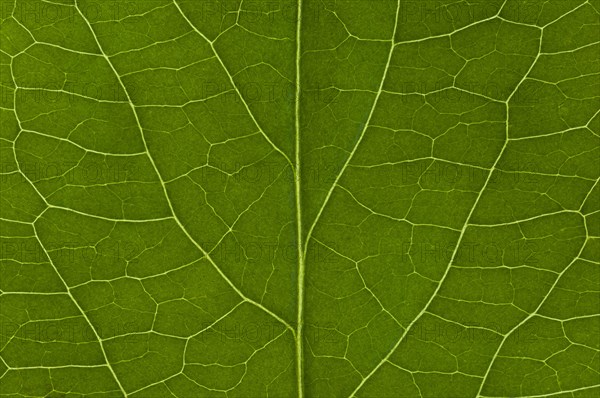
xmin=1 ymin=0 xmax=599 ymax=397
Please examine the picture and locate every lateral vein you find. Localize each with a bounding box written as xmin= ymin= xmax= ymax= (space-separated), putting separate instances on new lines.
xmin=74 ymin=0 xmax=294 ymax=348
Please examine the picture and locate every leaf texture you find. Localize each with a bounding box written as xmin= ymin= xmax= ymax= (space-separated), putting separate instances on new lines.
xmin=0 ymin=0 xmax=599 ymax=397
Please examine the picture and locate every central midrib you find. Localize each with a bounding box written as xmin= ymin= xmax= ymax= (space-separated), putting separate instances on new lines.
xmin=294 ymin=1 xmax=306 ymax=398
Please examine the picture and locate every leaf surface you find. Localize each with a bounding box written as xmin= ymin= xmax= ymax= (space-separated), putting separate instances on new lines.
xmin=0 ymin=0 xmax=599 ymax=397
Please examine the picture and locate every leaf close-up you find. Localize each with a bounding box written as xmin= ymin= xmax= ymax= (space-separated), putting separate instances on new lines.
xmin=1 ymin=0 xmax=599 ymax=397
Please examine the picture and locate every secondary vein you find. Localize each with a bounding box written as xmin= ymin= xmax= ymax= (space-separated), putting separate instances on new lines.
xmin=172 ymin=0 xmax=294 ymax=171
xmin=303 ymin=0 xmax=402 ymax=258
xmin=74 ymin=0 xmax=294 ymax=355
xmin=5 ymin=24 xmax=127 ymax=394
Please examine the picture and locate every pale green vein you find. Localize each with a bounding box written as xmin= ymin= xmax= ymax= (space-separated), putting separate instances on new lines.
xmin=73 ymin=0 xmax=294 ymax=357
xmin=294 ymin=1 xmax=305 ymax=397
xmin=475 ymin=225 xmax=592 ymax=397
xmin=4 ymin=38 xmax=127 ymax=395
xmin=348 ymin=3 xmax=547 ymax=397
xmin=172 ymin=0 xmax=294 ymax=171
xmin=303 ymin=0 xmax=403 ymax=259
